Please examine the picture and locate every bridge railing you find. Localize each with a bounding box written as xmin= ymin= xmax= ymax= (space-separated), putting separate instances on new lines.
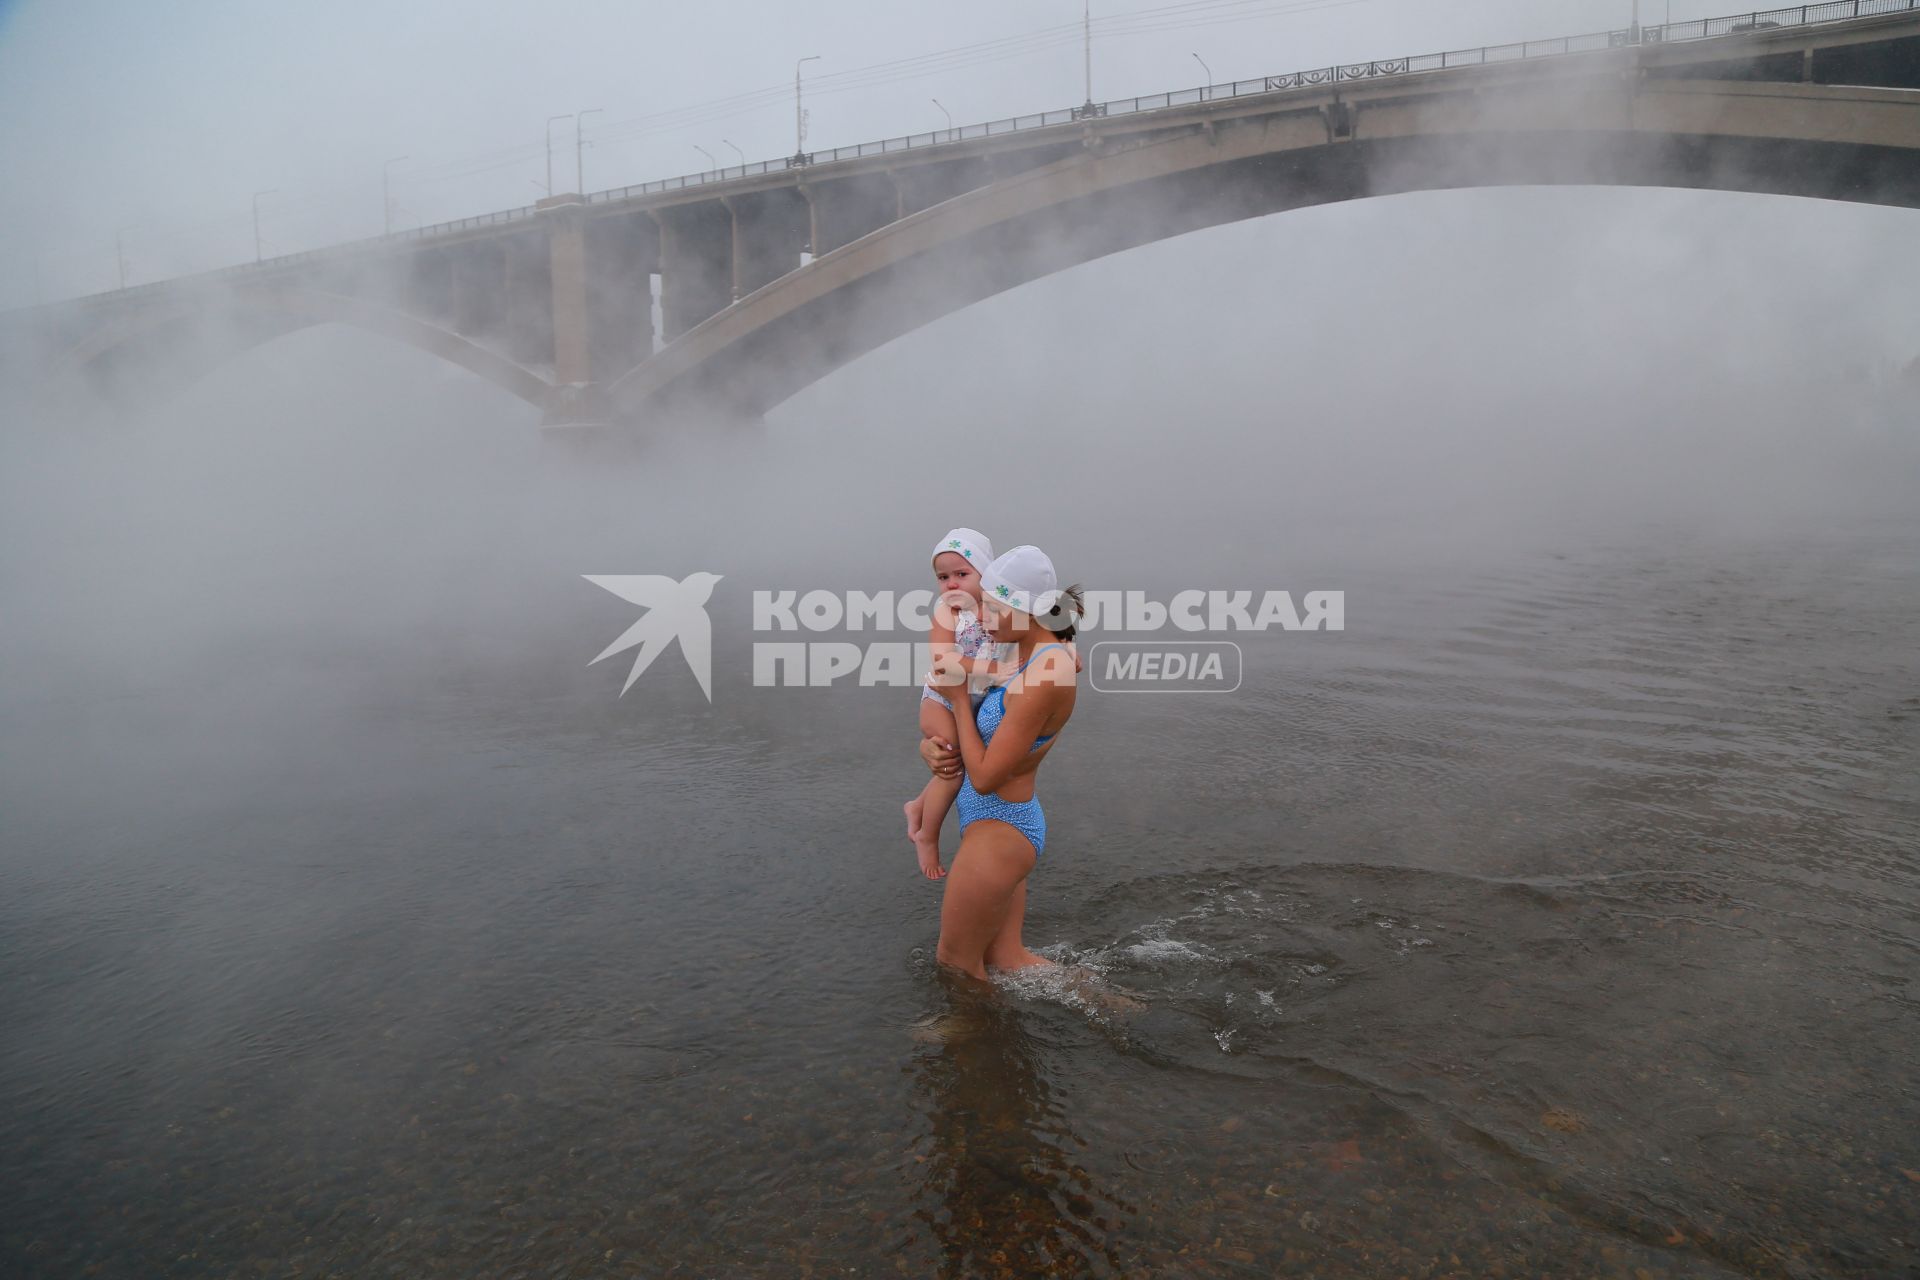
xmin=584 ymin=0 xmax=1915 ymax=205
xmin=1649 ymin=0 xmax=1920 ymax=41
xmin=57 ymin=0 xmax=1920 ymax=305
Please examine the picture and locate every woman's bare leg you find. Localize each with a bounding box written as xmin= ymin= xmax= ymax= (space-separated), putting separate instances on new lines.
xmin=983 ymin=879 xmax=1050 ymax=972
xmin=936 ymin=821 xmax=1036 ymax=981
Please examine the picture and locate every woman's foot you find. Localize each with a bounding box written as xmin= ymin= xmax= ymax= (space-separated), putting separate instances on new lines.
xmin=988 ymin=947 xmax=1052 ymax=971
xmin=1061 ymin=966 xmax=1147 ymax=1014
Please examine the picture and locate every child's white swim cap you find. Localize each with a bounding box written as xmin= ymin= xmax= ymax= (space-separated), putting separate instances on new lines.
xmin=932 ymin=528 xmax=994 ymax=571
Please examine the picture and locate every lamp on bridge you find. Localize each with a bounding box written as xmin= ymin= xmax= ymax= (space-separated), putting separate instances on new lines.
xmin=545 ymin=113 xmax=574 ymax=197
xmin=382 ymin=156 xmax=408 ymax=236
xmin=794 ymin=55 xmax=821 ymax=163
xmin=576 ymin=108 xmax=604 ymax=194
xmin=251 ymin=189 xmax=277 ymax=263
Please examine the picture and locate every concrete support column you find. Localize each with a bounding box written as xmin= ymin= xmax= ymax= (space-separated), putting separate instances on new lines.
xmin=726 ymin=187 xmax=811 ymax=299
xmin=656 ymin=200 xmax=733 ymax=339
xmin=889 ymin=157 xmax=994 ymax=218
xmin=801 ymin=173 xmax=900 ymax=257
xmin=544 ymin=200 xmax=592 ymax=386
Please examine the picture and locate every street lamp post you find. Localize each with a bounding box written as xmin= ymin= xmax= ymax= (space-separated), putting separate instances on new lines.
xmin=931 ymin=98 xmax=952 ymax=136
xmin=721 ymin=139 xmax=745 ymax=167
xmin=576 ymin=108 xmax=604 ymax=193
xmin=1192 ymin=52 xmax=1213 ymax=93
xmin=116 ymin=231 xmax=128 ymax=290
xmin=694 ymin=144 xmax=718 ymax=171
xmin=252 ymin=190 xmax=277 ymax=263
xmin=545 ymin=113 xmax=574 ymax=196
xmin=383 ymin=156 xmax=408 ymax=235
xmin=794 ymin=55 xmax=821 ymax=159
xmin=1082 ymin=1 xmax=1095 ymax=111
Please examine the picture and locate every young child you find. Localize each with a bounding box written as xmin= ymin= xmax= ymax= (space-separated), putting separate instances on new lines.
xmin=904 ymin=528 xmax=1004 ymax=880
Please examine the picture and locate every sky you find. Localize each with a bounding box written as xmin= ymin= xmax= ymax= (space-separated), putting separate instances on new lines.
xmin=1 ymin=0 xmax=1733 ymax=302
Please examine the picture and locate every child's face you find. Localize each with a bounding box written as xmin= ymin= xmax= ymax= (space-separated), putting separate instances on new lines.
xmin=932 ymin=552 xmax=982 ymax=601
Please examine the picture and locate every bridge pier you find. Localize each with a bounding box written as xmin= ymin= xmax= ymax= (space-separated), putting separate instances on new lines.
xmin=545 ymin=201 xmax=592 ymax=388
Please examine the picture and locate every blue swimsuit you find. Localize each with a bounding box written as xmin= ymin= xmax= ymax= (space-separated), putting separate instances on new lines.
xmin=955 ymin=644 xmax=1068 ymax=856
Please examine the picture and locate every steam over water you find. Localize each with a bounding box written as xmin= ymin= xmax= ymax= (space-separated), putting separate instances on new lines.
xmin=3 ymin=191 xmax=1918 ymax=1277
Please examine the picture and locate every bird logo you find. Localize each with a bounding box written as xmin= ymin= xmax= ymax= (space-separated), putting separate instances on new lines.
xmin=583 ymin=572 xmax=724 ymax=701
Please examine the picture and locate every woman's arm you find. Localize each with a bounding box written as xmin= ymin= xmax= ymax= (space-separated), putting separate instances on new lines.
xmin=950 ymin=651 xmax=1072 ymax=794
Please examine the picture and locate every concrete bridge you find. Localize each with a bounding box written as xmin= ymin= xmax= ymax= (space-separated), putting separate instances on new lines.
xmin=17 ymin=1 xmax=1920 ymax=430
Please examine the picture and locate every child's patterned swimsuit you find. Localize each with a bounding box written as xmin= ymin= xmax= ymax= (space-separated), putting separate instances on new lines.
xmin=922 ymin=608 xmax=1002 ymax=711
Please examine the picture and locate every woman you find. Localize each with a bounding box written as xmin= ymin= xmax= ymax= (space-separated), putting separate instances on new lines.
xmin=922 ymin=545 xmax=1081 ymax=982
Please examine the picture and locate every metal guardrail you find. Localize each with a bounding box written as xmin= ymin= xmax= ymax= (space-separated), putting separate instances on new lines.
xmin=585 ymin=0 xmax=1919 ymax=204
xmin=66 ymin=0 xmax=1920 ymax=306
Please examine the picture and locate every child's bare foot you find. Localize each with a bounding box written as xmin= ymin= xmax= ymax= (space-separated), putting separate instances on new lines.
xmin=904 ymin=797 xmax=924 ymax=842
xmin=913 ymin=830 xmax=946 ymax=880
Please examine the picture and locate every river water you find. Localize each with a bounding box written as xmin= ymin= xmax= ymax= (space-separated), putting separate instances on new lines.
xmin=3 ymin=221 xmax=1920 ymax=1276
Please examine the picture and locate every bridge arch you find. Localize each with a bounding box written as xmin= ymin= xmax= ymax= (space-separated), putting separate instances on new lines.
xmin=610 ymin=78 xmax=1920 ymax=422
xmin=51 ymin=286 xmax=555 ymax=415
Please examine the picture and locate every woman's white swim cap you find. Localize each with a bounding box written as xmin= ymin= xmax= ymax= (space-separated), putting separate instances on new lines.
xmin=980 ymin=545 xmax=1056 ymax=616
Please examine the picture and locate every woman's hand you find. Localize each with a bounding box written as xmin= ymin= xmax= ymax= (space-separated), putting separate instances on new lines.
xmin=919 ymin=734 xmax=962 ymax=780
xmin=927 ymin=651 xmax=968 ymax=691
xmin=931 ymin=588 xmax=975 ymax=633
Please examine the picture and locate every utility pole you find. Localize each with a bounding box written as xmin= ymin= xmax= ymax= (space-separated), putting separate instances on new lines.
xmin=932 ymin=98 xmax=952 ymax=136
xmin=383 ymin=156 xmax=408 ymax=235
xmin=252 ymin=190 xmax=276 ymax=263
xmin=545 ymin=113 xmax=574 ymax=196
xmin=1631 ymin=0 xmax=1642 ymax=43
xmin=795 ymin=55 xmax=821 ymax=159
xmin=576 ymin=108 xmax=603 ymax=193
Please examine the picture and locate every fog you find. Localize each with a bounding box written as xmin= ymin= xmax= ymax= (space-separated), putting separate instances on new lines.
xmin=4 ymin=178 xmax=1915 ymax=725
